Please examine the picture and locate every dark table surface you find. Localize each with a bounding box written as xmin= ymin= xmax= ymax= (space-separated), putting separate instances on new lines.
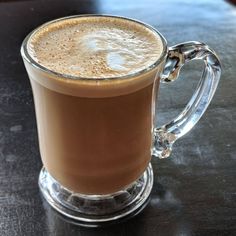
xmin=0 ymin=0 xmax=236 ymax=235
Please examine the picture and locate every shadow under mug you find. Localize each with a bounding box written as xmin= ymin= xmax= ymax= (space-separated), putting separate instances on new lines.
xmin=21 ymin=15 xmax=221 ymax=227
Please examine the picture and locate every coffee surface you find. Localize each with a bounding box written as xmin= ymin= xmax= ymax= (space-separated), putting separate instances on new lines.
xmin=28 ymin=16 xmax=163 ymax=78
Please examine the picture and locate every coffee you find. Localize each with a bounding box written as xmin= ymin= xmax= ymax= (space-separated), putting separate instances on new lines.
xmin=26 ymin=16 xmax=164 ymax=194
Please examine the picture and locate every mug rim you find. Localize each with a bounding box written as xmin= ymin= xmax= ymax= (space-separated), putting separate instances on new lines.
xmin=21 ymin=14 xmax=168 ymax=81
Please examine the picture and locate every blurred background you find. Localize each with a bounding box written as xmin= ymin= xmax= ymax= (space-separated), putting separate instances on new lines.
xmin=0 ymin=0 xmax=236 ymax=235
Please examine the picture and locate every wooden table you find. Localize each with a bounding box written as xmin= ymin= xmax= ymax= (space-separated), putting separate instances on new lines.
xmin=0 ymin=0 xmax=236 ymax=235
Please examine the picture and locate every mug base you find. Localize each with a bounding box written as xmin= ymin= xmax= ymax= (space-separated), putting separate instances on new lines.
xmin=39 ymin=164 xmax=153 ymax=227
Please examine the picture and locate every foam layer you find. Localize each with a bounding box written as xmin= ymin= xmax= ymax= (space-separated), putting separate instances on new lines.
xmin=28 ymin=16 xmax=163 ymax=78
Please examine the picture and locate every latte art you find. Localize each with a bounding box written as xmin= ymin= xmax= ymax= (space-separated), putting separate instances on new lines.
xmin=28 ymin=16 xmax=163 ymax=78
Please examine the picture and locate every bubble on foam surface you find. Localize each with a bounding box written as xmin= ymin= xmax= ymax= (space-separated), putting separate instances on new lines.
xmin=106 ymin=52 xmax=126 ymax=71
xmin=81 ymin=36 xmax=104 ymax=52
xmin=86 ymin=38 xmax=98 ymax=51
xmin=69 ymin=65 xmax=83 ymax=72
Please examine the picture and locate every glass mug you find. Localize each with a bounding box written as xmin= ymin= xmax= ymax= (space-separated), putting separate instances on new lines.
xmin=21 ymin=15 xmax=221 ymax=226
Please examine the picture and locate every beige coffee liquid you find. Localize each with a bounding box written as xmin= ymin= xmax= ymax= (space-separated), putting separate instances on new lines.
xmin=26 ymin=16 xmax=164 ymax=194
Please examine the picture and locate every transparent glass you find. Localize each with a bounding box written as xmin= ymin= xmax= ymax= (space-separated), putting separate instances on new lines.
xmin=20 ymin=15 xmax=221 ymax=227
xmin=153 ymin=41 xmax=221 ymax=158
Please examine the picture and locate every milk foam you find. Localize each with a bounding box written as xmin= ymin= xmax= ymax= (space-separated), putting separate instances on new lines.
xmin=28 ymin=16 xmax=163 ymax=78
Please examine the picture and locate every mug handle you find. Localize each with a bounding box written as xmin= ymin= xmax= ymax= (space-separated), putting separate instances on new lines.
xmin=152 ymin=41 xmax=221 ymax=158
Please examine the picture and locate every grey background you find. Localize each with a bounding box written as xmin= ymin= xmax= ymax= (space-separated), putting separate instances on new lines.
xmin=0 ymin=0 xmax=235 ymax=235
